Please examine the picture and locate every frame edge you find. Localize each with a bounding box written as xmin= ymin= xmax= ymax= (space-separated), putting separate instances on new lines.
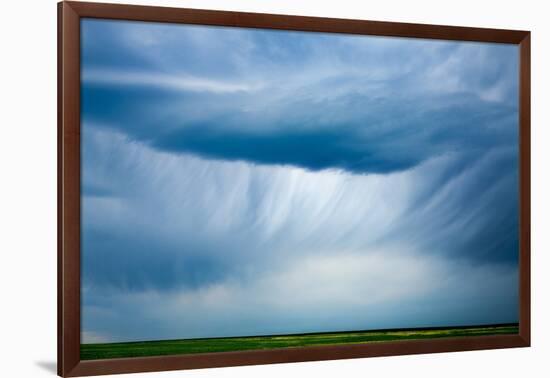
xmin=518 ymin=32 xmax=531 ymax=347
xmin=58 ymin=1 xmax=82 ymax=376
xmin=67 ymin=334 xmax=528 ymax=377
xmin=66 ymin=0 xmax=527 ymax=43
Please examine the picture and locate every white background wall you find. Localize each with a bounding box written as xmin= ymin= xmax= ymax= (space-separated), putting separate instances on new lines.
xmin=0 ymin=0 xmax=548 ymax=377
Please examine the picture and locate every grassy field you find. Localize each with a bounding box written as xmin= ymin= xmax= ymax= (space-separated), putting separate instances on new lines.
xmin=81 ymin=324 xmax=518 ymax=360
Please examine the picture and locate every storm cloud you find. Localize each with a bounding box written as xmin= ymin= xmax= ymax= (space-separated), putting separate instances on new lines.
xmin=81 ymin=20 xmax=518 ymax=175
xmin=81 ymin=19 xmax=519 ymax=343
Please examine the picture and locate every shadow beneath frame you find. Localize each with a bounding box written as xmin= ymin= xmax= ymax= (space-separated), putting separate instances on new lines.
xmin=35 ymin=361 xmax=57 ymax=375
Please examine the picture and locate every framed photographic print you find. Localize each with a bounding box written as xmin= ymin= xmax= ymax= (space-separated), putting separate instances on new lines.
xmin=58 ymin=1 xmax=530 ymax=376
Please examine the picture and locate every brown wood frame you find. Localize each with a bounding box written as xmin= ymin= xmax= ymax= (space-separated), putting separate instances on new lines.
xmin=58 ymin=1 xmax=531 ymax=376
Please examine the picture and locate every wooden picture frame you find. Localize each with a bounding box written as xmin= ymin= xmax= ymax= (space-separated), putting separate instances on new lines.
xmin=58 ymin=1 xmax=530 ymax=376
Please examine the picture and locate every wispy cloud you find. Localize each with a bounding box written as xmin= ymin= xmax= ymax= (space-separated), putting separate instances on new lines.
xmin=81 ymin=126 xmax=518 ymax=341
xmin=82 ymin=69 xmax=262 ymax=94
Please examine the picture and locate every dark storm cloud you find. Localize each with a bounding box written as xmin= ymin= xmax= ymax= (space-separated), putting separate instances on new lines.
xmin=150 ymin=97 xmax=518 ymax=174
xmin=82 ymin=80 xmax=518 ymax=174
xmin=81 ymin=19 xmax=518 ymax=175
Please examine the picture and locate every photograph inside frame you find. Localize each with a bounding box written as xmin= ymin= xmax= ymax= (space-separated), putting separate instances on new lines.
xmin=79 ymin=18 xmax=520 ymax=360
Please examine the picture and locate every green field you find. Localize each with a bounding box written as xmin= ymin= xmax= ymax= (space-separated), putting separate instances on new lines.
xmin=81 ymin=324 xmax=518 ymax=360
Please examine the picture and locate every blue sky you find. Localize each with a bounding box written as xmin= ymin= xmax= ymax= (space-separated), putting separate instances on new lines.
xmin=80 ymin=19 xmax=519 ymax=343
